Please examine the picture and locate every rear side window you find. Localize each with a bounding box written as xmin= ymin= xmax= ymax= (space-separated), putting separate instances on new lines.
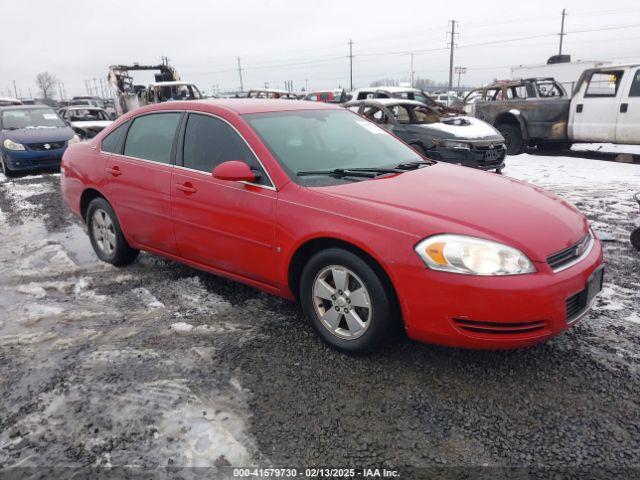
xmin=101 ymin=123 xmax=127 ymax=153
xmin=182 ymin=113 xmax=269 ymax=185
xmin=124 ymin=113 xmax=181 ymax=164
xmin=585 ymin=71 xmax=624 ymax=97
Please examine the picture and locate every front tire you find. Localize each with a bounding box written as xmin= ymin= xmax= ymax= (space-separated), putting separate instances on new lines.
xmin=497 ymin=124 xmax=525 ymax=155
xmin=299 ymin=248 xmax=396 ymax=353
xmin=86 ymin=197 xmax=139 ymax=266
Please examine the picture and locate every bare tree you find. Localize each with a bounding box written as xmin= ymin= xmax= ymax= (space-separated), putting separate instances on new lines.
xmin=35 ymin=72 xmax=57 ymax=99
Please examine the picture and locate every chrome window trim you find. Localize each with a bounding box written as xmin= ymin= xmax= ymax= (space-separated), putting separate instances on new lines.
xmin=181 ymin=111 xmax=276 ymax=190
xmin=551 ymin=232 xmax=595 ymax=273
xmin=99 ymin=109 xmax=278 ymax=191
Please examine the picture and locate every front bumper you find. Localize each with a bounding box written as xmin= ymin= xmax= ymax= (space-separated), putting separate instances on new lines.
xmin=2 ymin=146 xmax=66 ymax=171
xmin=396 ymin=237 xmax=604 ymax=349
xmin=430 ymin=144 xmax=507 ymax=171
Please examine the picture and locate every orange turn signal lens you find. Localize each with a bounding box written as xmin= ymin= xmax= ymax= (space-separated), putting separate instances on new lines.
xmin=425 ymin=241 xmax=447 ymax=265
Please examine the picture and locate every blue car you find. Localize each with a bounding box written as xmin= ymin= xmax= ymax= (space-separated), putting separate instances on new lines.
xmin=0 ymin=105 xmax=78 ymax=176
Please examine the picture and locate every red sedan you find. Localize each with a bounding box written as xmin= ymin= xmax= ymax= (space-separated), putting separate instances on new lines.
xmin=60 ymin=99 xmax=604 ymax=353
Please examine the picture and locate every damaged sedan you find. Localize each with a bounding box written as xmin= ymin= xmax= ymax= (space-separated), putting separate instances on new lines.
xmin=346 ymin=99 xmax=506 ymax=172
xmin=58 ymin=106 xmax=113 ymax=139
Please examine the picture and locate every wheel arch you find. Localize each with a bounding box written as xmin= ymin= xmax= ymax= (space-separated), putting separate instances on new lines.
xmin=79 ymin=187 xmax=108 ymax=223
xmin=287 ymin=236 xmax=402 ymax=321
xmin=494 ymin=112 xmax=529 ymax=141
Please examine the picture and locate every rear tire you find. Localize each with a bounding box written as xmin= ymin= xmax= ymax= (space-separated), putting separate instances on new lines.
xmin=86 ymin=197 xmax=139 ymax=266
xmin=497 ymin=124 xmax=525 ymax=155
xmin=631 ymin=228 xmax=640 ymax=251
xmin=299 ymin=248 xmax=396 ymax=353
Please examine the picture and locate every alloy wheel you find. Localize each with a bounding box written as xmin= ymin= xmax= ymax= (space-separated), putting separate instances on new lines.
xmin=312 ymin=265 xmax=372 ymax=340
xmin=91 ymin=208 xmax=116 ymax=256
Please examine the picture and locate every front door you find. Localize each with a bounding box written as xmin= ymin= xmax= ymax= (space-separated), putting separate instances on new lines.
xmin=171 ymin=113 xmax=277 ymax=285
xmin=105 ymin=111 xmax=182 ymax=254
xmin=570 ymin=69 xmax=625 ymax=142
xmin=616 ymin=67 xmax=640 ymax=144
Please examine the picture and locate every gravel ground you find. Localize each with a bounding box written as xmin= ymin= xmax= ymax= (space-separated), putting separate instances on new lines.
xmin=0 ymin=153 xmax=639 ymax=477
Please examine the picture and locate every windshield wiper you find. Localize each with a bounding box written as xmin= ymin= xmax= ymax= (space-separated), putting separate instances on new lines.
xmin=297 ymin=167 xmax=407 ymax=178
xmin=393 ymin=160 xmax=434 ymax=170
xmin=297 ymin=168 xmax=379 ymax=178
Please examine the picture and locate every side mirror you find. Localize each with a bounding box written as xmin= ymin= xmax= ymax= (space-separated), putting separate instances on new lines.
xmin=212 ymin=160 xmax=256 ymax=183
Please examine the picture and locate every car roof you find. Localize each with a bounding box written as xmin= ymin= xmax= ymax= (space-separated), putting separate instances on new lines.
xmin=354 ymin=86 xmax=421 ymax=93
xmin=63 ymin=105 xmax=106 ymax=110
xmin=130 ymin=98 xmax=340 ymax=116
xmin=0 ymin=104 xmax=53 ymax=111
xmin=347 ymin=99 xmax=426 ymax=107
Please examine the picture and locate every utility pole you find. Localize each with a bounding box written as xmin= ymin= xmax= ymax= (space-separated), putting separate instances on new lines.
xmin=13 ymin=80 xmax=18 ymax=99
xmin=447 ymin=20 xmax=457 ymax=93
xmin=93 ymin=78 xmax=100 ymax=98
xmin=305 ymin=79 xmax=309 ymax=92
xmin=237 ymin=57 xmax=244 ymax=92
xmin=410 ymin=52 xmax=415 ymax=87
xmin=58 ymin=80 xmax=64 ymax=101
xmin=558 ymin=8 xmax=568 ymax=55
xmin=29 ymin=88 xmax=33 ymax=99
xmin=455 ymin=66 xmax=467 ymax=93
xmin=348 ymin=39 xmax=354 ymax=91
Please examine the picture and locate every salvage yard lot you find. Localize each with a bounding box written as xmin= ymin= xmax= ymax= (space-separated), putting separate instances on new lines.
xmin=0 ymin=152 xmax=639 ymax=471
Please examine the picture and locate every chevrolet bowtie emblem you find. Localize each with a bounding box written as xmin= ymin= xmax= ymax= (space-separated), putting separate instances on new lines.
xmin=44 ymin=143 xmax=51 ymax=150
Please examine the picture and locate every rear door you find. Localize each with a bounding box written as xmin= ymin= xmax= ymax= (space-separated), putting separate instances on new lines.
xmin=615 ymin=67 xmax=640 ymax=144
xmin=569 ymin=69 xmax=625 ymax=142
xmin=105 ymin=112 xmax=182 ymax=254
xmin=171 ymin=112 xmax=277 ymax=285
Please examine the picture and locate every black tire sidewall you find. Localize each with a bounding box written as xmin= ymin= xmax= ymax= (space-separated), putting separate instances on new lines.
xmin=86 ymin=197 xmax=138 ymax=266
xmin=299 ymin=248 xmax=394 ymax=353
xmin=497 ymin=124 xmax=524 ymax=155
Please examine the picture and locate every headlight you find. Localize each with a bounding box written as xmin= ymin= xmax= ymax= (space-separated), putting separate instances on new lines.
xmin=3 ymin=139 xmax=25 ymax=151
xmin=437 ymin=139 xmax=470 ymax=150
xmin=67 ymin=135 xmax=81 ymax=145
xmin=415 ymin=234 xmax=536 ymax=275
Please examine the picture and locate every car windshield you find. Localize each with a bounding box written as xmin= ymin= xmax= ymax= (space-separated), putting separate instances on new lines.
xmin=1 ymin=108 xmax=66 ymax=130
xmin=67 ymin=109 xmax=110 ymax=121
xmin=245 ymin=109 xmax=424 ymax=186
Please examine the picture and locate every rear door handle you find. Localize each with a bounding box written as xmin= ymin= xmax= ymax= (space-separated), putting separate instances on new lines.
xmin=620 ymin=103 xmax=629 ymax=113
xmin=176 ymin=182 xmax=197 ymax=194
xmin=106 ymin=166 xmax=122 ymax=177
xmin=576 ymin=104 xmax=583 ymax=113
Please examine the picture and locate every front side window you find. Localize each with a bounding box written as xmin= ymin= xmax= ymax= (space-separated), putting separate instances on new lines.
xmin=585 ymin=71 xmax=624 ymax=97
xmin=182 ymin=114 xmax=269 ymax=184
xmin=1 ymin=108 xmax=66 ymax=130
xmin=245 ymin=109 xmax=424 ymax=186
xmin=628 ymin=69 xmax=640 ymax=97
xmin=123 ymin=113 xmax=181 ymax=164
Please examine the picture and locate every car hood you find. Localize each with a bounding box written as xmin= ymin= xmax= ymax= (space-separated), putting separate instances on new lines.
xmin=411 ymin=116 xmax=502 ymax=141
xmin=3 ymin=126 xmax=75 ymax=144
xmin=312 ymin=163 xmax=588 ymax=262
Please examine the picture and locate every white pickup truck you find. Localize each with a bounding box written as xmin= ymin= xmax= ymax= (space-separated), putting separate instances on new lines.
xmin=464 ymin=64 xmax=640 ymax=154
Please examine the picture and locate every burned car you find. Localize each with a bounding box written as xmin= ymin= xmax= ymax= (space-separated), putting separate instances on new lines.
xmin=107 ymin=63 xmax=202 ymax=116
xmin=463 ymin=78 xmax=569 ymax=154
xmin=346 ymin=99 xmax=506 ymax=172
xmin=58 ymin=106 xmax=113 ymax=139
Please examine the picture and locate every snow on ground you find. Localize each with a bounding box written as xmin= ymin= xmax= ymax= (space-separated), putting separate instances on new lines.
xmin=0 ymin=153 xmax=639 ymax=470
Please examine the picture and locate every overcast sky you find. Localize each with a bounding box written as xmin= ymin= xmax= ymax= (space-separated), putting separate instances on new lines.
xmin=1 ymin=0 xmax=639 ymax=98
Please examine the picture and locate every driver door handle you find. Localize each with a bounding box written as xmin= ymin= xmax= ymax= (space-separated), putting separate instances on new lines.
xmin=176 ymin=182 xmax=197 ymax=194
xmin=106 ymin=166 xmax=122 ymax=177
